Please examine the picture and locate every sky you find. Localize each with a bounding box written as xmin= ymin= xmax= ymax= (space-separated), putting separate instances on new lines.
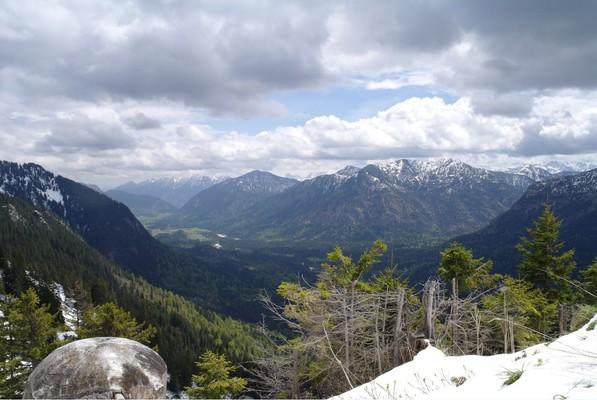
xmin=2 ymin=1 xmax=597 ymax=188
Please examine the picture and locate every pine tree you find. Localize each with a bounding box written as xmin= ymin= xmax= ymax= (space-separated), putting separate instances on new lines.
xmin=516 ymin=204 xmax=576 ymax=301
xmin=77 ymin=303 xmax=156 ymax=345
xmin=0 ymin=289 xmax=60 ymax=398
xmin=438 ymin=241 xmax=494 ymax=296
xmin=7 ymin=288 xmax=59 ymax=364
xmin=185 ymin=351 xmax=247 ymax=399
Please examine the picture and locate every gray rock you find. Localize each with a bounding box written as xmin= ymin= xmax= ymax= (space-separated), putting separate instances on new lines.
xmin=23 ymin=337 xmax=167 ymax=399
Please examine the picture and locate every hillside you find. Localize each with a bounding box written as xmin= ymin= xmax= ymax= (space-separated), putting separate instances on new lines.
xmin=0 ymin=194 xmax=263 ymax=390
xmin=334 ymin=316 xmax=597 ymax=400
xmin=180 ymin=170 xmax=298 ymax=227
xmin=457 ymin=168 xmax=597 ymax=275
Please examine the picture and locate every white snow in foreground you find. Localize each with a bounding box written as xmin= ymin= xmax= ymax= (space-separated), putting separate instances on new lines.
xmin=333 ymin=316 xmax=597 ymax=400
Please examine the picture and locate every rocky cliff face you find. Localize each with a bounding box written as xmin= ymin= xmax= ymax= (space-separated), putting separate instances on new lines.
xmin=23 ymin=337 xmax=167 ymax=399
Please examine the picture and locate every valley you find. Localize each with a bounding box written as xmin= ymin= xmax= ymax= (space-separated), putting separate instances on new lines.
xmin=2 ymin=158 xmax=597 ymax=396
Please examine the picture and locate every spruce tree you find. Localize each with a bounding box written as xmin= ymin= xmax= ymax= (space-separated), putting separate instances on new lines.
xmin=0 ymin=289 xmax=60 ymax=398
xmin=516 ymin=204 xmax=576 ymax=300
xmin=185 ymin=351 xmax=247 ymax=399
xmin=77 ymin=302 xmax=156 ymax=345
xmin=438 ymin=241 xmax=493 ymax=295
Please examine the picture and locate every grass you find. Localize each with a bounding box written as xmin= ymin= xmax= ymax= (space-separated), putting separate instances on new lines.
xmin=503 ymin=369 xmax=523 ymax=386
xmin=150 ymin=227 xmax=211 ymax=242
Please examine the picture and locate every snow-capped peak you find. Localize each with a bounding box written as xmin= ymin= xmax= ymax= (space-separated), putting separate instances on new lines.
xmin=507 ymin=164 xmax=553 ymax=182
xmin=376 ymin=158 xmax=482 ymax=184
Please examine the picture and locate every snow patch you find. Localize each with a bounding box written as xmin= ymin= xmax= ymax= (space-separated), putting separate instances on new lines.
xmin=333 ymin=316 xmax=597 ymax=400
xmin=49 ymin=282 xmax=79 ymax=331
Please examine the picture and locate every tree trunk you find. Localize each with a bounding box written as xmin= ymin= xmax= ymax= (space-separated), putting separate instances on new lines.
xmin=451 ymin=278 xmax=458 ymax=354
xmin=374 ymin=296 xmax=382 ymax=374
xmin=423 ymin=280 xmax=436 ymax=341
xmin=559 ymin=303 xmax=566 ymax=336
xmin=393 ymin=289 xmax=405 ymax=365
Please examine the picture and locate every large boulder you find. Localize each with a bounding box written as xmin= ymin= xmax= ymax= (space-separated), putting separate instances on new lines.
xmin=23 ymin=337 xmax=167 ymax=399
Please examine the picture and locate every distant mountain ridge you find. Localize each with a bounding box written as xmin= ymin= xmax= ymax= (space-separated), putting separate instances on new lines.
xmin=179 ymin=170 xmax=299 ymax=227
xmin=172 ymin=158 xmax=548 ymax=244
xmin=114 ymin=175 xmax=225 ymax=207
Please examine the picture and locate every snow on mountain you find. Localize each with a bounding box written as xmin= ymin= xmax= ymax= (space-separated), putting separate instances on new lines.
xmin=533 ymin=168 xmax=597 ymax=196
xmin=376 ymin=158 xmax=533 ymax=188
xmin=544 ymin=160 xmax=597 ymax=174
xmin=334 ymin=316 xmax=597 ymax=400
xmin=221 ymin=170 xmax=298 ymax=194
xmin=114 ymin=175 xmax=225 ymax=207
xmin=0 ymin=162 xmax=64 ymax=208
xmin=504 ymin=161 xmax=597 ymax=179
xmin=49 ymin=282 xmax=79 ymax=332
xmin=507 ymin=164 xmax=553 ymax=182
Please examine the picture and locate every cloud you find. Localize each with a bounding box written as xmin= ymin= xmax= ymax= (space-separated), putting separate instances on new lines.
xmin=123 ymin=112 xmax=162 ymax=130
xmin=1 ymin=92 xmax=595 ymax=187
xmin=35 ymin=115 xmax=136 ymax=153
xmin=3 ymin=1 xmax=597 ymax=116
xmin=0 ymin=0 xmax=330 ymax=115
xmin=2 ymin=1 xmax=597 ymax=186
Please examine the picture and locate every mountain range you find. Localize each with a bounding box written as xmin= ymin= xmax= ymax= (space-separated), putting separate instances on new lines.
xmin=149 ymin=159 xmax=551 ymax=244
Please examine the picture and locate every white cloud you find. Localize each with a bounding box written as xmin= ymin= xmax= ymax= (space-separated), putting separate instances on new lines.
xmin=2 ymin=93 xmax=597 ymax=187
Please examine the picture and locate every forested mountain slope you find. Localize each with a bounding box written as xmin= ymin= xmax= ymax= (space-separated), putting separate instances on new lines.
xmin=0 ymin=161 xmax=276 ymax=320
xmin=180 ymin=170 xmax=298 ymax=227
xmin=0 ymin=194 xmax=263 ymax=390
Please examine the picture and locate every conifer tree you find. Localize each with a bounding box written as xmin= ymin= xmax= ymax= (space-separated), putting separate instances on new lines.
xmin=516 ymin=204 xmax=576 ymax=301
xmin=438 ymin=241 xmax=494 ymax=296
xmin=77 ymin=302 xmax=156 ymax=345
xmin=0 ymin=288 xmax=60 ymax=398
xmin=482 ymin=277 xmax=556 ymax=353
xmin=185 ymin=351 xmax=247 ymax=399
xmin=7 ymin=288 xmax=59 ymax=363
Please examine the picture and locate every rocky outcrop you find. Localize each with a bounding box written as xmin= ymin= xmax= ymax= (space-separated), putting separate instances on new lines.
xmin=23 ymin=337 xmax=167 ymax=399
